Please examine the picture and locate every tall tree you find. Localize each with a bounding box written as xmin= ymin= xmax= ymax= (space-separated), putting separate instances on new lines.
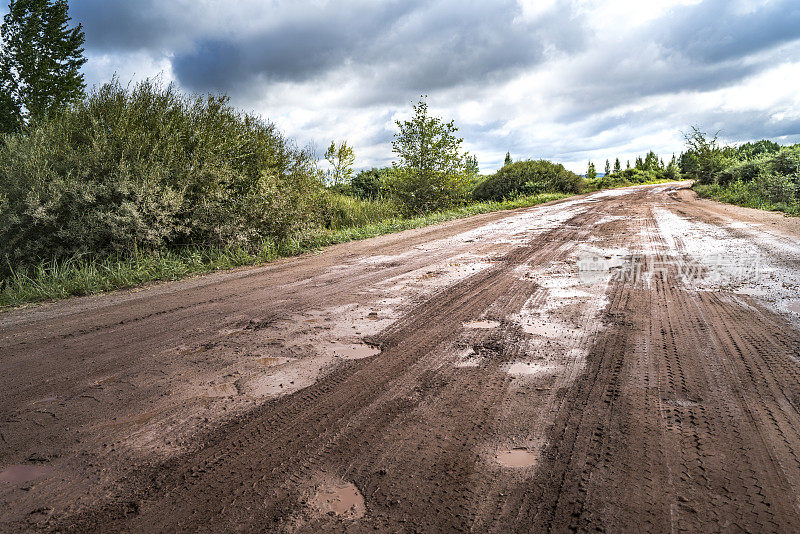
xmin=389 ymin=97 xmax=469 ymax=213
xmin=586 ymin=161 xmax=597 ymax=180
xmin=0 ymin=0 xmax=86 ymax=132
xmin=324 ymin=140 xmax=355 ymax=186
xmin=604 ymin=159 xmax=611 ymax=176
xmin=613 ymin=158 xmax=621 ymax=174
xmin=504 ymin=152 xmax=512 ymax=166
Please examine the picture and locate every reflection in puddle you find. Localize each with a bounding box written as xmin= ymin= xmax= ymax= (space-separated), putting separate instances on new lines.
xmin=328 ymin=343 xmax=381 ymax=360
xmin=504 ymin=361 xmax=558 ymax=377
xmin=495 ymin=449 xmax=538 ymax=468
xmin=464 ymin=320 xmax=501 ymax=329
xmin=0 ymin=465 xmax=52 ymax=484
xmin=521 ymin=321 xmax=562 ymax=337
xmin=309 ymin=481 xmax=365 ymax=518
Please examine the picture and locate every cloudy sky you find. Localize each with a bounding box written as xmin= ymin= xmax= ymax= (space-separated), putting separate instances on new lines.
xmin=63 ymin=0 xmax=800 ymax=173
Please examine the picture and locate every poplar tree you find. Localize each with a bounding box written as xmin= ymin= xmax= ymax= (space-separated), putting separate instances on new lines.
xmin=604 ymin=159 xmax=610 ymax=176
xmin=504 ymin=152 xmax=512 ymax=166
xmin=0 ymin=0 xmax=86 ymax=132
xmin=613 ymin=158 xmax=621 ymax=174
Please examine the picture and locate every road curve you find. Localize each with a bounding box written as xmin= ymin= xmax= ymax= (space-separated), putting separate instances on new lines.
xmin=2 ymin=182 xmax=800 ymax=532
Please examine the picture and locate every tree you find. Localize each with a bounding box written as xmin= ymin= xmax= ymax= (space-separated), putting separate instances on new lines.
xmin=0 ymin=0 xmax=86 ymax=132
xmin=586 ymin=161 xmax=597 ymax=180
xmin=681 ymin=126 xmax=726 ymax=184
xmin=626 ymin=160 xmax=631 ymax=170
xmin=465 ymin=154 xmax=479 ymax=176
xmin=504 ymin=152 xmax=512 ymax=166
xmin=604 ymin=159 xmax=611 ymax=176
xmin=613 ymin=158 xmax=621 ymax=174
xmin=324 ymin=140 xmax=355 ymax=186
xmin=388 ymin=97 xmax=469 ymax=214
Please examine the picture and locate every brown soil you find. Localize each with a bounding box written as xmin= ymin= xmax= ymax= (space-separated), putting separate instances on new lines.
xmin=1 ymin=182 xmax=800 ymax=532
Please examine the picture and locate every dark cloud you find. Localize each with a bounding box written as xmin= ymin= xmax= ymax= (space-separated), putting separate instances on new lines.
xmin=70 ymin=0 xmax=182 ymax=52
xmin=658 ymin=0 xmax=800 ymax=63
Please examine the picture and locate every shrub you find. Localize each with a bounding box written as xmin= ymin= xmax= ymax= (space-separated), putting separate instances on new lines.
xmin=0 ymin=79 xmax=321 ymax=271
xmin=473 ymin=159 xmax=583 ymax=201
xmin=348 ymin=167 xmax=391 ymax=199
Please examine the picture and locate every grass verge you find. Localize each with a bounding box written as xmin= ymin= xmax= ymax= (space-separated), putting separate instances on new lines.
xmin=0 ymin=193 xmax=570 ymax=308
xmin=693 ymin=182 xmax=799 ymax=216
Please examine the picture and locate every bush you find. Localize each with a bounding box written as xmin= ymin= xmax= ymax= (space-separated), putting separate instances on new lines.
xmin=473 ymin=159 xmax=583 ymax=201
xmin=385 ymin=166 xmax=471 ymax=215
xmin=315 ymin=192 xmax=401 ymax=230
xmin=0 ymin=80 xmax=321 ymax=271
xmin=347 ymin=167 xmax=391 ymax=199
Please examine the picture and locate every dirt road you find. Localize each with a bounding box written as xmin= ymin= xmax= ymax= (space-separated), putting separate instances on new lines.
xmin=2 ymin=182 xmax=800 ymax=532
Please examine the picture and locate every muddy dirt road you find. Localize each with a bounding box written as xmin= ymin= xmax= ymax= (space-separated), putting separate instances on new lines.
xmin=2 ymin=182 xmax=800 ymax=532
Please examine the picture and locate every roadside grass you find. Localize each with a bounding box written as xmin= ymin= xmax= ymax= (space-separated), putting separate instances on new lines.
xmin=0 ymin=192 xmax=570 ymax=308
xmin=693 ymin=182 xmax=799 ymax=216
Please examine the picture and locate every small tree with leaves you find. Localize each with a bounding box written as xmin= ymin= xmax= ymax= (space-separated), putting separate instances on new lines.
xmin=388 ymin=97 xmax=469 ymax=214
xmin=613 ymin=158 xmax=621 ymax=174
xmin=680 ymin=126 xmax=726 ymax=184
xmin=504 ymin=152 xmax=512 ymax=166
xmin=324 ymin=140 xmax=355 ymax=186
xmin=604 ymin=159 xmax=611 ymax=176
xmin=465 ymin=154 xmax=479 ymax=176
xmin=586 ymin=161 xmax=597 ymax=180
xmin=0 ymin=0 xmax=86 ymax=132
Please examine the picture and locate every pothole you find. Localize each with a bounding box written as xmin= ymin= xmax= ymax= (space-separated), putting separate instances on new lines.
xmin=309 ymin=481 xmax=365 ymax=519
xmin=464 ymin=320 xmax=501 ymax=329
xmin=455 ymin=349 xmax=482 ymax=368
xmin=0 ymin=465 xmax=52 ymax=484
xmin=327 ymin=342 xmax=381 ymax=360
xmin=495 ymin=448 xmax=538 ymax=468
xmin=504 ymin=361 xmax=559 ymax=377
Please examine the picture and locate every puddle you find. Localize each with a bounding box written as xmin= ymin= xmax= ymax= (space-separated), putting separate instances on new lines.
xmin=504 ymin=361 xmax=559 ymax=377
xmin=464 ymin=320 xmax=501 ymax=329
xmin=455 ymin=349 xmax=482 ymax=368
xmin=0 ymin=465 xmax=52 ymax=484
xmin=495 ymin=448 xmax=538 ymax=468
xmin=521 ymin=321 xmax=562 ymax=337
xmin=327 ymin=343 xmax=381 ymax=360
xmin=204 ymin=383 xmax=238 ymax=397
xmin=788 ymin=301 xmax=800 ymax=314
xmin=309 ymin=481 xmax=365 ymax=518
xmin=257 ymin=356 xmax=293 ymax=367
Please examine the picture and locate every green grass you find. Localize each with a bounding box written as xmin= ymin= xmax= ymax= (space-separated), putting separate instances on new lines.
xmin=0 ymin=192 xmax=569 ymax=308
xmin=693 ymin=182 xmax=799 ymax=216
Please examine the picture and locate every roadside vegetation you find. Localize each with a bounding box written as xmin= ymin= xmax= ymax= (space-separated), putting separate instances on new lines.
xmin=0 ymin=0 xmax=684 ymax=308
xmin=681 ymin=129 xmax=799 ymax=215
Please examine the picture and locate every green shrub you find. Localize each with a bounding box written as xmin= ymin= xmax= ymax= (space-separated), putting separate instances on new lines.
xmin=473 ymin=159 xmax=583 ymax=201
xmin=0 ymin=80 xmax=321 ymax=272
xmin=347 ymin=167 xmax=391 ymax=199
xmin=315 ymin=192 xmax=401 ymax=230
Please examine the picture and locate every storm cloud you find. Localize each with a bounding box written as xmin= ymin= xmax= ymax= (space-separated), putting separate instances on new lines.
xmin=61 ymin=0 xmax=800 ymax=171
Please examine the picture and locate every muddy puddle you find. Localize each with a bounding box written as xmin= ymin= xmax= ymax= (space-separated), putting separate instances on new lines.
xmin=309 ymin=481 xmax=365 ymax=518
xmin=787 ymin=301 xmax=800 ymax=314
xmin=327 ymin=342 xmax=381 ymax=360
xmin=464 ymin=320 xmax=501 ymax=329
xmin=504 ymin=361 xmax=558 ymax=377
xmin=521 ymin=321 xmax=563 ymax=337
xmin=0 ymin=464 xmax=52 ymax=484
xmin=495 ymin=448 xmax=538 ymax=468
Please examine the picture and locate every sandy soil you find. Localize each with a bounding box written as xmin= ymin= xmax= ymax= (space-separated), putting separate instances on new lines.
xmin=1 ymin=181 xmax=800 ymax=532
